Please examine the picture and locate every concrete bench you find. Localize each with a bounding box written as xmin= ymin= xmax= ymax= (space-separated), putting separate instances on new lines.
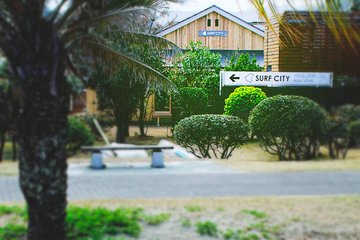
xmin=81 ymin=145 xmax=174 ymax=169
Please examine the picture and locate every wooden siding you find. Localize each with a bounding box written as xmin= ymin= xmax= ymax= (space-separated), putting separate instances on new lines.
xmin=264 ymin=20 xmax=280 ymax=72
xmin=264 ymin=12 xmax=360 ymax=75
xmin=164 ymin=12 xmax=264 ymax=50
xmin=86 ymin=88 xmax=99 ymax=115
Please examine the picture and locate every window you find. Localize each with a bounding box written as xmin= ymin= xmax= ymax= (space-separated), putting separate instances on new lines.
xmin=215 ymin=19 xmax=219 ymax=27
xmin=207 ymin=19 xmax=211 ymax=27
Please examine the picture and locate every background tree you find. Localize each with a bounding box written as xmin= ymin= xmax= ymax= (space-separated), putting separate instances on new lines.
xmin=90 ymin=32 xmax=168 ymax=142
xmin=169 ymin=41 xmax=222 ymax=103
xmin=224 ymin=52 xmax=262 ymax=72
xmin=0 ymin=1 xmax=178 ymax=239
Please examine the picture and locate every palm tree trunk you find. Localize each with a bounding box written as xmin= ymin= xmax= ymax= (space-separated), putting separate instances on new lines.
xmin=17 ymin=79 xmax=69 ymax=239
xmin=4 ymin=20 xmax=70 ymax=238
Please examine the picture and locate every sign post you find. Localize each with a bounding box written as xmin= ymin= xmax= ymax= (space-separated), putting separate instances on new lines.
xmin=219 ymin=71 xmax=333 ymax=94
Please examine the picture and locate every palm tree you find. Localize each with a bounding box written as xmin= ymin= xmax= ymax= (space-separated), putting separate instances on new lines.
xmin=0 ymin=1 xmax=178 ymax=239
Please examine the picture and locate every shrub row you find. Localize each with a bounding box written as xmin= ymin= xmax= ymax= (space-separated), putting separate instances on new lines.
xmin=175 ymin=93 xmax=358 ymax=161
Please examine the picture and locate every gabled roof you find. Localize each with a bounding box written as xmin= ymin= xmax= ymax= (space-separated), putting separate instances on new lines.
xmin=157 ymin=5 xmax=265 ymax=37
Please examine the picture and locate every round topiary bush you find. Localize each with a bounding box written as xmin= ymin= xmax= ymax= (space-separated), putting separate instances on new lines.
xmin=171 ymin=87 xmax=208 ymax=126
xmin=249 ymin=95 xmax=327 ymax=160
xmin=350 ymin=120 xmax=360 ymax=147
xmin=174 ymin=114 xmax=248 ymax=159
xmin=224 ymin=86 xmax=267 ymax=120
xmin=66 ymin=117 xmax=95 ymax=156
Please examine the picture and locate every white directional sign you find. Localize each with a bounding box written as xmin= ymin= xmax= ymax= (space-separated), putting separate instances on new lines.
xmin=220 ymin=71 xmax=333 ymax=87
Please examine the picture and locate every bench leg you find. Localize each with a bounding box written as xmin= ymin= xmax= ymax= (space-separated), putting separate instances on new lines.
xmin=90 ymin=151 xmax=106 ymax=170
xmin=151 ymin=150 xmax=165 ymax=168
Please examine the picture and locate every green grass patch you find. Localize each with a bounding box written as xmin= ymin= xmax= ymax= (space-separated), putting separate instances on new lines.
xmin=195 ymin=221 xmax=218 ymax=237
xmin=66 ymin=207 xmax=142 ymax=239
xmin=0 ymin=206 xmax=25 ymax=217
xmin=143 ymin=213 xmax=171 ymax=226
xmin=0 ymin=206 xmax=143 ymax=239
xmin=241 ymin=210 xmax=268 ymax=219
xmin=184 ymin=205 xmax=204 ymax=212
xmin=0 ymin=224 xmax=27 ymax=240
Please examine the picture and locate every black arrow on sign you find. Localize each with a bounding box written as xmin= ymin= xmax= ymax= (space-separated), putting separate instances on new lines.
xmin=230 ymin=74 xmax=240 ymax=82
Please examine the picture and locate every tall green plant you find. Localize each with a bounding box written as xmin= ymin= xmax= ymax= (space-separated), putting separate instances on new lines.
xmin=169 ymin=41 xmax=222 ymax=99
xmin=92 ymin=32 xmax=168 ymax=142
xmin=224 ymin=52 xmax=262 ymax=71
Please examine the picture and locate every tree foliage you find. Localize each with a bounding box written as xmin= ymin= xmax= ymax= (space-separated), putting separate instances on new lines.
xmin=169 ymin=41 xmax=222 ymax=98
xmin=224 ymin=52 xmax=262 ymax=71
xmin=91 ymin=31 xmax=168 ymax=142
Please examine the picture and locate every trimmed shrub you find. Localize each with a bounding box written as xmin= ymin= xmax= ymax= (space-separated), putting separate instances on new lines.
xmin=224 ymin=86 xmax=267 ymax=120
xmin=66 ymin=117 xmax=95 ymax=156
xmin=171 ymin=87 xmax=208 ymax=126
xmin=350 ymin=120 xmax=360 ymax=147
xmin=249 ymin=95 xmax=327 ymax=160
xmin=174 ymin=114 xmax=248 ymax=159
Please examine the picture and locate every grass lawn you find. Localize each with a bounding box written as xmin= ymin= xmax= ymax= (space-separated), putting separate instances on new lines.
xmin=218 ymin=142 xmax=360 ymax=172
xmin=1 ymin=195 xmax=360 ymax=239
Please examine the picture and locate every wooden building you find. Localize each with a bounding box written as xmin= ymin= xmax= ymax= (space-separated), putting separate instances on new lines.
xmin=264 ymin=11 xmax=360 ymax=76
xmin=157 ymin=5 xmax=265 ymax=65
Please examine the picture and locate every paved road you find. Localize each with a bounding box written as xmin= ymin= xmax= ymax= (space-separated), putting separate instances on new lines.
xmin=1 ymin=162 xmax=360 ymax=203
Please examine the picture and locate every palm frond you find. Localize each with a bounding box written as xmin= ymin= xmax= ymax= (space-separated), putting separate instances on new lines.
xmin=110 ymin=30 xmax=180 ymax=52
xmin=250 ymin=0 xmax=360 ymax=50
xmin=72 ymin=41 xmax=175 ymax=90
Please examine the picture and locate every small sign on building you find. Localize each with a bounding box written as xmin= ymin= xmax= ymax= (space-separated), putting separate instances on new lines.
xmin=198 ymin=30 xmax=228 ymax=37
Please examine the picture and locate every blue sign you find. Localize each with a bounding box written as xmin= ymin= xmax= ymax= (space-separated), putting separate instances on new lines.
xmin=198 ymin=30 xmax=228 ymax=37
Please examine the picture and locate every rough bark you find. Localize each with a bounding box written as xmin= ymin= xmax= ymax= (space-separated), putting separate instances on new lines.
xmin=2 ymin=16 xmax=70 ymax=239
xmin=16 ymin=66 xmax=69 ymax=240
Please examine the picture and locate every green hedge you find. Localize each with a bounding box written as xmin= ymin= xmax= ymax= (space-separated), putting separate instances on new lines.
xmin=66 ymin=117 xmax=95 ymax=156
xmin=224 ymin=86 xmax=267 ymax=120
xmin=249 ymin=95 xmax=327 ymax=160
xmin=171 ymin=87 xmax=208 ymax=127
xmin=174 ymin=114 xmax=248 ymax=159
xmin=350 ymin=120 xmax=360 ymax=147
